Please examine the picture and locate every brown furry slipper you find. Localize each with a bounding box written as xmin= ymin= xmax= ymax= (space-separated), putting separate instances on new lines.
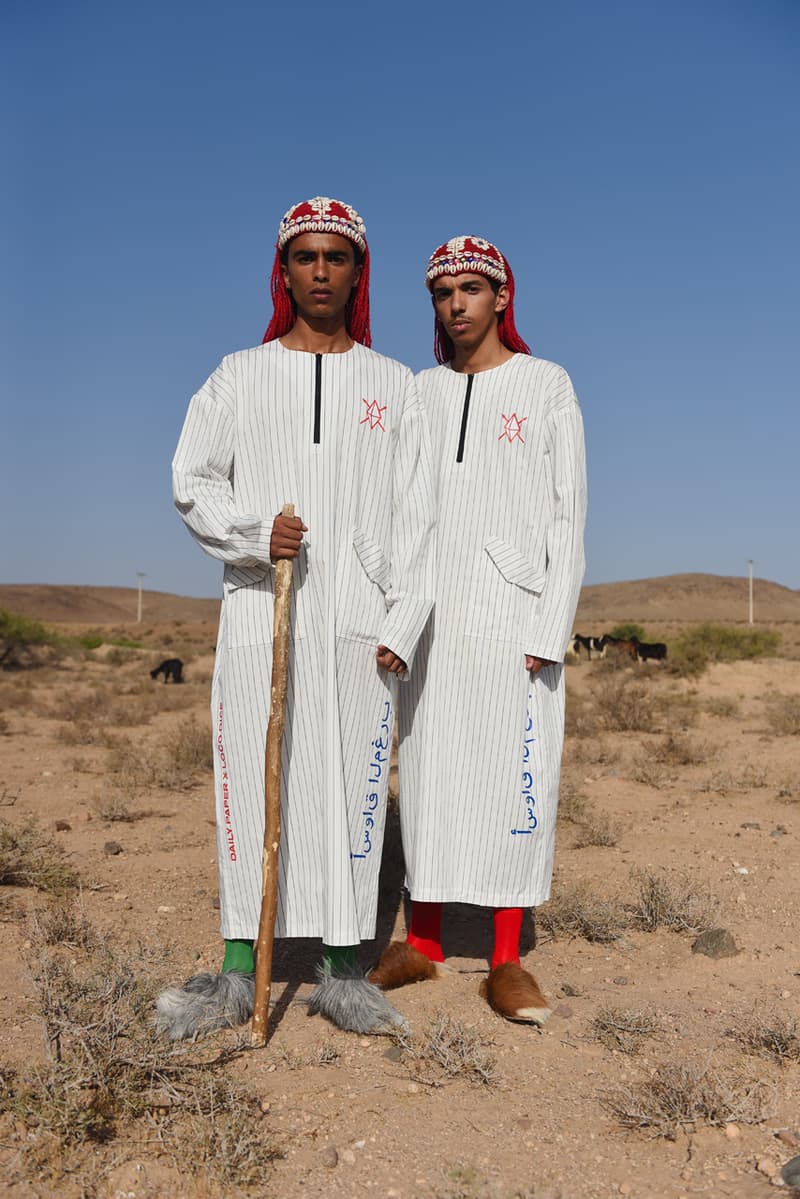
xmin=368 ymin=941 xmax=449 ymax=990
xmin=479 ymin=962 xmax=552 ymax=1025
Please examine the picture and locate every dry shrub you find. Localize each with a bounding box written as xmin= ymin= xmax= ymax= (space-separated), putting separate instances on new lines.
xmin=764 ymin=693 xmax=800 ymax=736
xmin=49 ymin=690 xmax=108 ymax=724
xmin=160 ymin=717 xmax=213 ymax=776
xmin=777 ymin=779 xmax=798 ymax=803
xmin=601 ymin=1060 xmax=772 ymax=1138
xmin=728 ymin=1014 xmax=800 ymax=1066
xmin=705 ymin=696 xmax=739 ymax=718
xmin=394 ymin=1012 xmax=498 ymax=1087
xmin=652 ymin=733 xmax=711 ymax=765
xmin=57 ymin=719 xmax=103 ymax=746
xmin=0 ymin=819 xmax=78 ymax=893
xmin=1 ymin=930 xmax=283 ymax=1192
xmin=591 ymin=1006 xmax=660 ymax=1054
xmin=569 ymin=737 xmax=620 ymax=766
xmin=588 ymin=644 xmax=638 ymax=675
xmin=106 ymin=719 xmax=212 ymax=794
xmin=655 ymin=690 xmax=699 ymax=731
xmin=92 ymin=794 xmax=151 ymax=823
xmin=571 ymin=813 xmax=621 ymax=849
xmin=538 ymin=881 xmax=627 ymax=943
xmin=698 ymin=764 xmax=768 ymax=794
xmin=105 ymin=646 xmax=139 ymax=667
xmin=172 ymin=1077 xmax=283 ymax=1189
xmin=564 ymin=689 xmax=593 ymax=735
xmin=557 ymin=779 xmax=621 ymax=846
xmin=630 ymin=754 xmax=668 ymax=790
xmin=632 ymin=733 xmax=710 ymax=785
xmin=557 ymin=779 xmax=592 ymax=825
xmin=631 ymin=868 xmax=716 ymax=934
xmin=592 ymin=677 xmax=657 ymax=733
xmin=30 ymin=896 xmax=97 ymax=949
xmin=51 ymin=687 xmax=159 ymax=736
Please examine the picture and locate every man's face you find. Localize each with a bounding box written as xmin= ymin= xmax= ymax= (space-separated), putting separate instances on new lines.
xmin=281 ymin=232 xmax=361 ymax=325
xmin=430 ymin=273 xmax=509 ymax=353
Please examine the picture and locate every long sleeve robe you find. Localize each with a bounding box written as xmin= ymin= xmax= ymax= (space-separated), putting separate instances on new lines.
xmin=398 ymin=354 xmax=586 ymax=907
xmin=172 ymin=340 xmax=434 ymax=944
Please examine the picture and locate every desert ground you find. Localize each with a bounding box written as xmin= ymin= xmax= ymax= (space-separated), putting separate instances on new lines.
xmin=0 ymin=577 xmax=799 ymax=1199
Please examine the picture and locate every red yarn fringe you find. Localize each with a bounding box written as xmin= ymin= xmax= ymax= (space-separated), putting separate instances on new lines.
xmin=262 ymin=246 xmax=371 ymax=347
xmin=433 ymin=254 xmax=530 ymax=364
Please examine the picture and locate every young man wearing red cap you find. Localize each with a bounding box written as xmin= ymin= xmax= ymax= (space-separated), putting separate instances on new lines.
xmin=159 ymin=198 xmax=434 ymax=1038
xmin=371 ymin=236 xmax=586 ymax=1023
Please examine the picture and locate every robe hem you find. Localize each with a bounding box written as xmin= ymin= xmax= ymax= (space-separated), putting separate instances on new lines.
xmin=406 ymin=888 xmax=552 ymax=908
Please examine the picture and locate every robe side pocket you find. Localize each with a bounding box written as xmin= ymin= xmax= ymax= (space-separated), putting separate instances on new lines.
xmin=222 ymin=554 xmax=307 ymax=647
xmin=337 ymin=531 xmax=391 ymax=644
xmin=464 ymin=536 xmax=546 ymax=645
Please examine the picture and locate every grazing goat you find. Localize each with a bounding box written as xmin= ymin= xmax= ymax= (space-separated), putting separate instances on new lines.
xmin=603 ymin=636 xmax=638 ymax=661
xmin=631 ymin=636 xmax=667 ymax=662
xmin=150 ymin=657 xmax=184 ymax=683
xmin=572 ymin=634 xmax=608 ymax=660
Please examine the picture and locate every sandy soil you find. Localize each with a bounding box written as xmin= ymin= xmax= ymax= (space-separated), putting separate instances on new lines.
xmin=0 ymin=592 xmax=798 ymax=1198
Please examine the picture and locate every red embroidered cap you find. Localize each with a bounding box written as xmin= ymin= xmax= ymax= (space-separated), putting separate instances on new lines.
xmin=262 ymin=195 xmax=371 ymax=346
xmin=277 ymin=196 xmax=367 ymax=253
xmin=425 ymin=236 xmax=508 ymax=287
xmin=425 ymin=234 xmax=531 ymax=364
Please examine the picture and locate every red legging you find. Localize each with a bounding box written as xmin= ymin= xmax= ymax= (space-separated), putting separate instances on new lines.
xmin=407 ymin=902 xmax=523 ymax=969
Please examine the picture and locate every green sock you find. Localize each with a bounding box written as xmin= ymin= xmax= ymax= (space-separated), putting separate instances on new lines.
xmin=323 ymin=944 xmax=357 ymax=974
xmin=222 ymin=938 xmax=254 ymax=974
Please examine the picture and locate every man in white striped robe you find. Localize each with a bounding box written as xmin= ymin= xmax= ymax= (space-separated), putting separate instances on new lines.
xmin=157 ymin=197 xmax=435 ymax=1039
xmin=371 ymin=236 xmax=586 ymax=1023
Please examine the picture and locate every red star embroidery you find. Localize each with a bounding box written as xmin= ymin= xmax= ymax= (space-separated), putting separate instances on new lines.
xmin=499 ymin=412 xmax=527 ymax=444
xmin=360 ymin=398 xmax=386 ymax=431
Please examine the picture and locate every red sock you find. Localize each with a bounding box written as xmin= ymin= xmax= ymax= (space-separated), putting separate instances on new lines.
xmin=406 ymin=900 xmax=444 ymax=963
xmin=492 ymin=907 xmax=523 ymax=969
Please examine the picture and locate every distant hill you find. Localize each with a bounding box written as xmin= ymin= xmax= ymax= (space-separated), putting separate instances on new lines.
xmin=2 ymin=574 xmax=798 ymax=628
xmin=0 ymin=584 xmax=220 ymax=625
xmin=575 ymin=573 xmax=800 ymax=625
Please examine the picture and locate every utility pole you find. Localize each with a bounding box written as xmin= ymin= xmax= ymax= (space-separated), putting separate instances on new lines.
xmin=136 ymin=572 xmax=146 ymax=623
xmin=748 ymin=560 xmax=753 ymax=625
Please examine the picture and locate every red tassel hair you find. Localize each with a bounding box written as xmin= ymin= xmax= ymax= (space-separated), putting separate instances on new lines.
xmin=262 ymin=244 xmax=371 ymax=347
xmin=433 ymin=254 xmax=530 ymax=364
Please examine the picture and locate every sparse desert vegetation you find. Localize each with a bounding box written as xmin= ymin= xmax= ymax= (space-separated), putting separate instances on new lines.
xmin=0 ymin=582 xmax=798 ymax=1198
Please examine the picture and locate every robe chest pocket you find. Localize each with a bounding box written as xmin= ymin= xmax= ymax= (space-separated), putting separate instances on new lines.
xmin=464 ymin=536 xmax=546 ymax=645
xmin=337 ymin=531 xmax=390 ymax=643
xmin=223 ymin=556 xmax=307 ymax=648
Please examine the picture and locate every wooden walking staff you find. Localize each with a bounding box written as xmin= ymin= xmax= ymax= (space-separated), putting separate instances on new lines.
xmin=252 ymin=503 xmax=295 ymax=1048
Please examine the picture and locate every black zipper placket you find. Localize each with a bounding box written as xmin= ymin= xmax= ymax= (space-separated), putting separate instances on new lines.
xmin=313 ymin=353 xmax=322 ymax=444
xmin=455 ymin=373 xmax=475 ymax=463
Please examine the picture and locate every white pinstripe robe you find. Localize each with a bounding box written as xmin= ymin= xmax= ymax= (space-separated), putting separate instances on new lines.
xmin=398 ymin=354 xmax=586 ymax=907
xmin=172 ymin=341 xmax=435 ymax=945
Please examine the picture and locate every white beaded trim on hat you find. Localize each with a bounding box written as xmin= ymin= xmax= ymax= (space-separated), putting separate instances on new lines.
xmin=278 ymin=196 xmax=367 ymax=252
xmin=425 ymin=235 xmax=507 ymax=285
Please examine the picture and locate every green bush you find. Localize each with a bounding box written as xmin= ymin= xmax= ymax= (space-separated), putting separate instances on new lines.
xmin=77 ymin=633 xmax=104 ymax=650
xmin=669 ymin=623 xmax=780 ymax=677
xmin=0 ymin=609 xmax=62 ymax=668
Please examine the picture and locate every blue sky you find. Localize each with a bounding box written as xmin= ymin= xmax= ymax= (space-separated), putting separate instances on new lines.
xmin=3 ymin=0 xmax=798 ymax=598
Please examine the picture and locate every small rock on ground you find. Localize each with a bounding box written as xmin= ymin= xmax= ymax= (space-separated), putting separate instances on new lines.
xmin=691 ymin=928 xmax=739 ymax=958
xmin=781 ymin=1156 xmax=800 ymax=1187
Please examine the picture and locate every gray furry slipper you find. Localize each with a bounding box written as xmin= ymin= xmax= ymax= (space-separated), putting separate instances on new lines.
xmin=155 ymin=970 xmax=255 ymax=1041
xmin=307 ymin=963 xmax=408 ymax=1035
